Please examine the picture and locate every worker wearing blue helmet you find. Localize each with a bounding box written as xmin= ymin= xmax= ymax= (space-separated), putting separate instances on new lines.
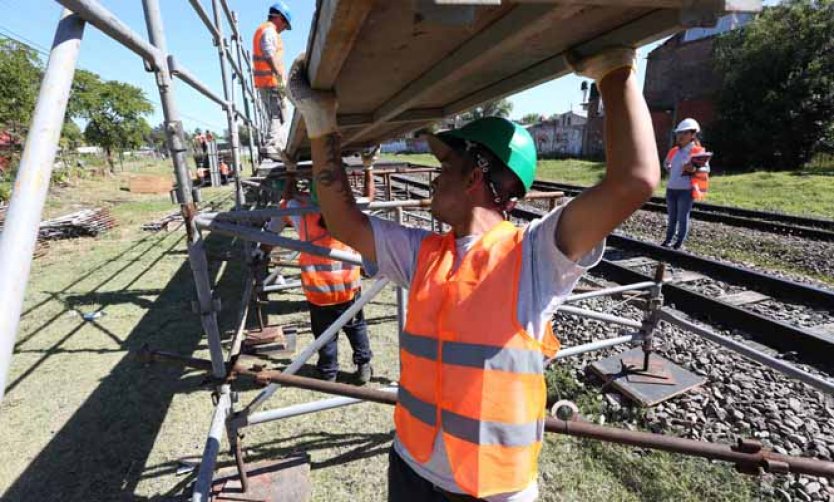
xmin=253 ymin=2 xmax=292 ymax=158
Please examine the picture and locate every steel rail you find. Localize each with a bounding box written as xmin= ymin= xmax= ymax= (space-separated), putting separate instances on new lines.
xmin=533 ymin=180 xmax=834 ymax=239
xmin=604 ymin=232 xmax=834 ymax=310
xmin=387 ymin=172 xmax=834 ymax=310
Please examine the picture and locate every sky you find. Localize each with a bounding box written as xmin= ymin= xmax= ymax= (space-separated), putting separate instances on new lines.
xmin=0 ymin=1 xmax=775 ymax=133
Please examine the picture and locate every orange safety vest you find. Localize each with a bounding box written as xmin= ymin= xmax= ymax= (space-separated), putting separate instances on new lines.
xmin=396 ymin=221 xmax=560 ymax=498
xmin=666 ymin=145 xmax=709 ymax=201
xmin=290 ymin=205 xmax=361 ymax=306
xmin=252 ymin=22 xmax=279 ymax=89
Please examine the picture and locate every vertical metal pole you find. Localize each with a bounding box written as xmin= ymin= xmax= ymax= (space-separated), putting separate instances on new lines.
xmin=211 ymin=0 xmax=243 ymax=209
xmin=395 ymin=207 xmax=408 ymax=334
xmin=142 ymin=0 xmax=226 ymax=379
xmin=193 ymin=385 xmax=231 ymax=502
xmin=0 ymin=10 xmax=85 ymax=401
xmin=231 ymin=11 xmax=258 ymax=175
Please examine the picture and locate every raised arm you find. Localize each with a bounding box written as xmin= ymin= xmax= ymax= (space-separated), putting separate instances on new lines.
xmin=287 ymin=55 xmax=376 ymax=262
xmin=556 ymin=48 xmax=660 ymax=261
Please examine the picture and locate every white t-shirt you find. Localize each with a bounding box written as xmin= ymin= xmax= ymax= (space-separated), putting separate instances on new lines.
xmin=364 ymin=207 xmax=604 ymax=502
xmin=260 ymin=25 xmax=280 ymax=58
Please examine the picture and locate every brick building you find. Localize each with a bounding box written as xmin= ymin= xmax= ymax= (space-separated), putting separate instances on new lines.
xmin=644 ymin=13 xmax=753 ymax=156
xmin=526 ymin=111 xmax=587 ymax=158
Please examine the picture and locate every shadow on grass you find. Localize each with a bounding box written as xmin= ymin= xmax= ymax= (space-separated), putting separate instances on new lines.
xmin=4 ymin=233 xmax=245 ymax=501
xmin=242 ymin=430 xmax=393 ymax=471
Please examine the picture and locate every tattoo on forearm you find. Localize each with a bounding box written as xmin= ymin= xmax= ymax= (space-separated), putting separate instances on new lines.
xmin=315 ymin=133 xmax=355 ymax=205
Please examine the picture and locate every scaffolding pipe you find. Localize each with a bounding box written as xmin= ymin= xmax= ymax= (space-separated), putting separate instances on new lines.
xmin=238 ymin=371 xmax=834 ymax=479
xmin=167 ymin=55 xmax=227 ymax=108
xmin=210 ymin=0 xmax=244 ymax=209
xmin=566 ymin=281 xmax=656 ymax=303
xmin=142 ymin=0 xmax=226 ymax=379
xmin=660 ymin=309 xmax=834 ymax=396
xmin=246 ymin=388 xmax=398 ymax=426
xmin=196 ymin=198 xmax=433 ymax=226
xmin=0 ymin=10 xmax=85 ymax=401
xmin=553 ymin=333 xmax=639 ymax=360
xmin=205 ymin=221 xmax=363 ymax=267
xmin=58 ymin=0 xmax=162 ymax=68
xmin=228 ymin=275 xmax=254 ymax=361
xmin=231 ymin=14 xmax=260 ymax=173
xmin=557 ymin=305 xmax=644 ymax=329
xmin=261 ymin=281 xmax=302 ymax=293
xmin=186 ymin=0 xmax=221 ymax=41
xmin=192 ymin=386 xmax=231 ymax=502
xmin=240 ymin=278 xmax=390 ymax=417
xmin=218 ymin=0 xmax=239 ymax=38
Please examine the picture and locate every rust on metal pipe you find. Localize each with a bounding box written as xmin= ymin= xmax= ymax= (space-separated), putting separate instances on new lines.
xmin=235 ymin=364 xmax=834 ymax=479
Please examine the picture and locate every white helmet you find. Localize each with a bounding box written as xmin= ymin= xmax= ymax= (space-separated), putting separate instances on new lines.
xmin=674 ymin=118 xmax=700 ymax=133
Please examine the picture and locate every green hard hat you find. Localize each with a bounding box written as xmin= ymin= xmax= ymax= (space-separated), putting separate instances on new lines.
xmin=437 ymin=116 xmax=537 ymax=193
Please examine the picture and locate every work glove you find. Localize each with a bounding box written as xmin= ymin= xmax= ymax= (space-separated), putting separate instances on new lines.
xmin=569 ymin=47 xmax=636 ymax=83
xmin=287 ymin=53 xmax=339 ymax=139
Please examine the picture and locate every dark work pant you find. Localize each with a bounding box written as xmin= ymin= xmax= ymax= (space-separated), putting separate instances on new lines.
xmin=665 ymin=188 xmax=694 ymax=246
xmin=387 ymin=447 xmax=484 ymax=502
xmin=308 ymin=292 xmax=371 ymax=378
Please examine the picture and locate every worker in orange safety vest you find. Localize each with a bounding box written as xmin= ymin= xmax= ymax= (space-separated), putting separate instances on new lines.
xmin=252 ymin=2 xmax=291 ymax=157
xmin=286 ymin=46 xmax=660 ymax=500
xmin=262 ymin=171 xmax=376 ymax=385
xmin=662 ymin=118 xmax=712 ymax=250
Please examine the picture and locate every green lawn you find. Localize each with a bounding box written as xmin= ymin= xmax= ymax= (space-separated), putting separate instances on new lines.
xmin=384 ymin=154 xmax=834 ymax=220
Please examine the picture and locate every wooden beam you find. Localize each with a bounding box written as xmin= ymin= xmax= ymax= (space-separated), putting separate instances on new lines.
xmin=445 ymin=8 xmax=681 ymax=115
xmin=436 ymin=0 xmax=761 ymax=12
xmin=344 ymin=3 xmax=582 ymax=145
xmin=337 ymin=108 xmax=445 ymax=127
xmin=287 ymin=0 xmax=373 ymax=157
xmin=307 ymin=0 xmax=374 ymax=89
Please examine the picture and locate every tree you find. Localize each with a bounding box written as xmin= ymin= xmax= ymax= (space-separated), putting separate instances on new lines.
xmin=147 ymin=122 xmax=168 ymax=155
xmin=0 ymin=39 xmax=42 ymax=138
xmin=60 ymin=120 xmax=83 ymax=151
xmin=70 ymin=74 xmax=153 ymax=172
xmin=456 ymin=98 xmax=514 ymax=125
xmin=238 ymin=124 xmax=252 ymax=146
xmin=710 ymin=0 xmax=834 ymax=169
xmin=520 ymin=113 xmax=542 ymax=125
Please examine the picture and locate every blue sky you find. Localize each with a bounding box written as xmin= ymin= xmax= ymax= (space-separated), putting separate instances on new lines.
xmin=0 ymin=1 xmax=773 ymax=133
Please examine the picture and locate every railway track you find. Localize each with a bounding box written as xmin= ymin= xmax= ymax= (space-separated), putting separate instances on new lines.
xmin=386 ymin=173 xmax=834 ymax=368
xmin=532 ymin=180 xmax=834 ymax=242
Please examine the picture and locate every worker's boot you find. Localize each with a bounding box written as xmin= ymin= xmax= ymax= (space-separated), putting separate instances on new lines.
xmin=354 ymin=363 xmax=372 ymax=386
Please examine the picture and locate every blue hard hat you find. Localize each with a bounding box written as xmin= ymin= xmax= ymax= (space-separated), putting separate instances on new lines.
xmin=269 ymin=2 xmax=292 ymax=30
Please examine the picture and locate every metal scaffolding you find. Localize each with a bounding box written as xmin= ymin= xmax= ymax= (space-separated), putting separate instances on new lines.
xmin=1 ymin=1 xmax=833 ymax=500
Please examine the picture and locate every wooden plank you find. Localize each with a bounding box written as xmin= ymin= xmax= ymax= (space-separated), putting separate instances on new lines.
xmin=442 ymin=0 xmax=761 ymax=12
xmin=718 ymin=290 xmax=770 ymax=306
xmin=307 ymin=0 xmax=374 ymax=89
xmin=346 ymin=3 xmax=582 ymax=144
xmin=447 ymin=8 xmax=681 ymax=114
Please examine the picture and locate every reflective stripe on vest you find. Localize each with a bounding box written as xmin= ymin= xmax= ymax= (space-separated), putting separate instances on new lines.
xmin=252 ymin=22 xmax=278 ymax=88
xmin=296 ymin=211 xmax=360 ymax=306
xmin=395 ymin=221 xmax=557 ymax=498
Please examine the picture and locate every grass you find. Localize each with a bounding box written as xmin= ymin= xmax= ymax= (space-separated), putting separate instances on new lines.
xmin=385 ymin=154 xmax=834 ymax=220
xmin=0 ymin=162 xmax=766 ymax=500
